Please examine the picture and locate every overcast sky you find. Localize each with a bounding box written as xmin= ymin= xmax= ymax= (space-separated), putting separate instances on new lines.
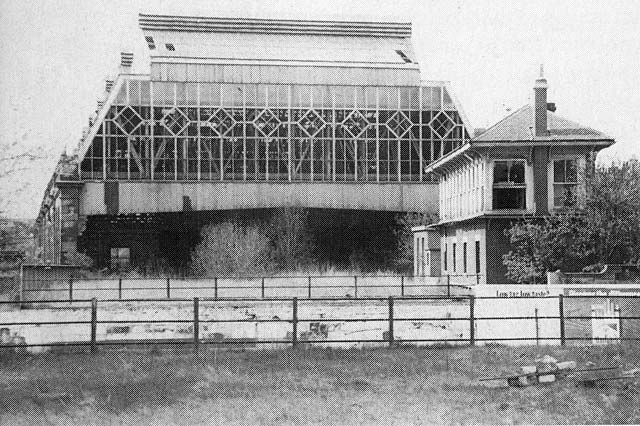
xmin=1 ymin=0 xmax=639 ymax=219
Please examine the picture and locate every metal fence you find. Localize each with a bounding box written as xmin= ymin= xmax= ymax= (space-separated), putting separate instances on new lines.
xmin=1 ymin=294 xmax=639 ymax=351
xmin=20 ymin=274 xmax=474 ymax=301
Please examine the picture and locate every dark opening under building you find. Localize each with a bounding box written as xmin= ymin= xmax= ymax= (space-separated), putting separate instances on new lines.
xmin=34 ymin=14 xmax=473 ymax=272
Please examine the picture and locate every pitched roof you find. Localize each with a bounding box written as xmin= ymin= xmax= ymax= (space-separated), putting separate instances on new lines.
xmin=473 ymin=104 xmax=613 ymax=142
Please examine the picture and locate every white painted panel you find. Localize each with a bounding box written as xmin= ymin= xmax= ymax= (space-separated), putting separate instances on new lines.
xmin=79 ymin=182 xmax=438 ymax=214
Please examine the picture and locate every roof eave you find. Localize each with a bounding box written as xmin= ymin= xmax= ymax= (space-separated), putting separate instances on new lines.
xmin=471 ymin=138 xmax=615 ymax=148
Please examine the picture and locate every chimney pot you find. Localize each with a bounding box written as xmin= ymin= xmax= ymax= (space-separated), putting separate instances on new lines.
xmin=534 ymin=65 xmax=548 ymax=137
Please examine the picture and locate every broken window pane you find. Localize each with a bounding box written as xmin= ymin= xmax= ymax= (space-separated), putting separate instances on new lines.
xmin=566 ymin=160 xmax=578 ymax=182
xmin=554 ymin=159 xmax=566 ymax=182
xmin=509 ymin=162 xmax=525 ymax=183
xmin=493 ymin=161 xmax=509 ymax=183
xmin=110 ymin=247 xmax=130 ymax=270
xmin=493 ymin=188 xmax=526 ymax=209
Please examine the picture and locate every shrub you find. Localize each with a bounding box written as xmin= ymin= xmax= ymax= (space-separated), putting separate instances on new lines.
xmin=191 ymin=221 xmax=271 ymax=276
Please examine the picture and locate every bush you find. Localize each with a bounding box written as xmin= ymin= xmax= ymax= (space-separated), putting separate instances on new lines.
xmin=191 ymin=221 xmax=271 ymax=276
xmin=267 ymin=208 xmax=315 ymax=272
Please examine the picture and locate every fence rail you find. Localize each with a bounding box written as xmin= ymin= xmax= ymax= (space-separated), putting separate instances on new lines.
xmin=20 ymin=274 xmax=475 ymax=302
xmin=2 ymin=294 xmax=640 ymax=351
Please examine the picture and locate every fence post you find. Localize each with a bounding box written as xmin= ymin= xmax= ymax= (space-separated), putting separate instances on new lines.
xmin=193 ymin=297 xmax=200 ymax=352
xmin=559 ymin=294 xmax=566 ymax=346
xmin=292 ymin=297 xmax=298 ymax=348
xmin=90 ymin=298 xmax=98 ymax=354
xmin=354 ymin=276 xmax=358 ymax=298
xmin=308 ymin=276 xmax=312 ymax=299
xmin=19 ymin=263 xmax=24 ymax=305
xmin=388 ymin=296 xmax=394 ymax=347
xmin=447 ymin=275 xmax=451 ymax=298
xmin=214 ymin=277 xmax=218 ymax=299
xmin=166 ymin=277 xmax=171 ymax=299
xmin=261 ymin=277 xmax=265 ymax=299
xmin=400 ymin=276 xmax=405 ymax=297
xmin=476 ymin=274 xmax=480 ymax=286
xmin=118 ymin=277 xmax=123 ymax=300
xmin=469 ymin=295 xmax=475 ymax=346
xmin=535 ymin=308 xmax=540 ymax=346
xmin=68 ymin=276 xmax=74 ymax=301
xmin=617 ymin=306 xmax=623 ymax=340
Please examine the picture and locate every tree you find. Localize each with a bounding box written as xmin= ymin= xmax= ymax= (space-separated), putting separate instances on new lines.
xmin=503 ymin=213 xmax=594 ymax=283
xmin=585 ymin=159 xmax=640 ymax=266
xmin=267 ymin=208 xmax=315 ymax=272
xmin=394 ymin=212 xmax=438 ymax=272
xmin=503 ymin=159 xmax=640 ymax=283
xmin=0 ymin=140 xmax=48 ymax=215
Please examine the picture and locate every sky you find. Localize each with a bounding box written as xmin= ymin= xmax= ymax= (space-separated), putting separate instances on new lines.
xmin=1 ymin=0 xmax=639 ymax=219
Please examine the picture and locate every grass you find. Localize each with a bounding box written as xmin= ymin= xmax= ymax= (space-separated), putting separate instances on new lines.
xmin=1 ymin=344 xmax=640 ymax=425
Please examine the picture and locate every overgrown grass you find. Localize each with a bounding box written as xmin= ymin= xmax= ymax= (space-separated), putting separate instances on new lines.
xmin=1 ymin=344 xmax=640 ymax=425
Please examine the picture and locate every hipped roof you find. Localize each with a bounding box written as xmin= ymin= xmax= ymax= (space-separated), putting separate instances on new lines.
xmin=474 ymin=104 xmax=613 ymax=142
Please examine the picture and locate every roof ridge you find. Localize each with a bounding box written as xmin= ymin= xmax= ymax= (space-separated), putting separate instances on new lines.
xmin=139 ymin=13 xmax=412 ymax=26
xmin=138 ymin=14 xmax=412 ymax=38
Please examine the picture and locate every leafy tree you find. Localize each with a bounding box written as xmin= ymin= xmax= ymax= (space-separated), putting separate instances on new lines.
xmin=503 ymin=159 xmax=640 ymax=283
xmin=394 ymin=212 xmax=437 ymax=272
xmin=503 ymin=213 xmax=594 ymax=283
xmin=585 ymin=159 xmax=640 ymax=266
xmin=266 ymin=208 xmax=315 ymax=271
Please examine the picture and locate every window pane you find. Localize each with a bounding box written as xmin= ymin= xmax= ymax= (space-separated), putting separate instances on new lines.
xmin=493 ymin=188 xmax=526 ymax=209
xmin=463 ymin=242 xmax=467 ymax=273
xmin=554 ymin=183 xmax=577 ymax=207
xmin=554 ymin=160 xmax=566 ymax=183
xmin=493 ymin=161 xmax=508 ymax=183
xmin=509 ymin=162 xmax=525 ymax=183
xmin=566 ymin=159 xmax=578 ymax=182
xmin=452 ymin=243 xmax=456 ymax=272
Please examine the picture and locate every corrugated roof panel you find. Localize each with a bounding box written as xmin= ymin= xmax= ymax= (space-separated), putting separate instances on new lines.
xmin=139 ymin=14 xmax=412 ymax=37
xmin=142 ymin=31 xmax=417 ymax=66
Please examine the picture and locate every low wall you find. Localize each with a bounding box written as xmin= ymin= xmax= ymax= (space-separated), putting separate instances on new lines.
xmin=0 ymin=298 xmax=470 ymax=351
xmin=6 ymin=283 xmax=639 ymax=350
xmin=473 ymin=284 xmax=640 ymax=345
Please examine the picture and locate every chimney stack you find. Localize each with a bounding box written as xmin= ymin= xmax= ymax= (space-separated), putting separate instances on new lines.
xmin=534 ymin=64 xmax=548 ymax=137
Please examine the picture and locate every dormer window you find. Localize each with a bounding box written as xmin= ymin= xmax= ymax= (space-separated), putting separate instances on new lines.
xmin=492 ymin=160 xmax=526 ymax=209
xmin=553 ymin=158 xmax=578 ymax=208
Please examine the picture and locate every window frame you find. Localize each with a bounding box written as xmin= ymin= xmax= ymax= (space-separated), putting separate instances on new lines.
xmin=551 ymin=156 xmax=581 ymax=209
xmin=491 ymin=159 xmax=528 ymax=210
xmin=110 ymin=247 xmax=131 ymax=270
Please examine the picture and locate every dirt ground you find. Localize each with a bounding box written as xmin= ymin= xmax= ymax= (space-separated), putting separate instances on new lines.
xmin=1 ymin=344 xmax=639 ymax=425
